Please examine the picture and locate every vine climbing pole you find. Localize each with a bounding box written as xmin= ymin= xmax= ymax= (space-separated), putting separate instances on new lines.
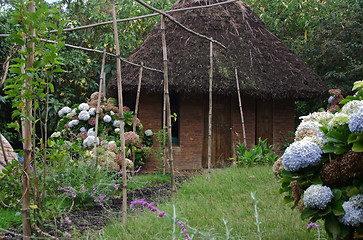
xmin=132 ymin=63 xmax=143 ymax=172
xmin=110 ymin=0 xmax=127 ymax=225
xmin=93 ymin=49 xmax=107 ymax=163
xmin=207 ymin=40 xmax=213 ymax=179
xmin=20 ymin=1 xmax=35 ymax=238
xmin=235 ymin=68 xmax=247 ymax=146
xmin=161 ymin=16 xmax=176 ymax=200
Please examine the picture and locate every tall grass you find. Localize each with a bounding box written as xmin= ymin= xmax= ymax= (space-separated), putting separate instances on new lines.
xmin=99 ymin=166 xmax=327 ymax=239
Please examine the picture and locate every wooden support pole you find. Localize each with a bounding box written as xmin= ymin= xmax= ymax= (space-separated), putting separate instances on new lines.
xmin=207 ymin=41 xmax=213 ymax=179
xmin=132 ymin=63 xmax=143 ymax=172
xmin=161 ymin=16 xmax=176 ymax=200
xmin=110 ymin=0 xmax=127 ymax=226
xmin=21 ymin=2 xmax=35 ymax=238
xmin=93 ymin=50 xmax=107 ymax=161
xmin=235 ymin=68 xmax=247 ymax=146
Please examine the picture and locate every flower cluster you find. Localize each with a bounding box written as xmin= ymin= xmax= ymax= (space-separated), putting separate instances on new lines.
xmin=282 ymin=140 xmax=322 ymax=172
xmin=299 ymin=111 xmax=334 ymax=126
xmin=51 ymin=92 xmax=154 ymax=171
xmin=130 ymin=198 xmax=166 ymax=217
xmin=58 ymin=106 xmax=72 ymax=118
xmin=339 ymin=194 xmax=363 ymax=227
xmin=348 ymin=107 xmax=363 ymax=133
xmin=177 ymin=221 xmax=192 ymax=240
xmin=303 ymin=185 xmax=333 ymax=210
xmin=341 ymin=100 xmax=363 ymax=115
xmin=327 ymin=112 xmax=349 ymax=130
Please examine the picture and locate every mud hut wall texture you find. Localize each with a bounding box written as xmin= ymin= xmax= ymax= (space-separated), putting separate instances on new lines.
xmin=273 ymin=99 xmax=295 ymax=151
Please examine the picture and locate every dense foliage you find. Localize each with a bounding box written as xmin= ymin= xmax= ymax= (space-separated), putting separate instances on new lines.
xmin=275 ymin=81 xmax=363 ymax=239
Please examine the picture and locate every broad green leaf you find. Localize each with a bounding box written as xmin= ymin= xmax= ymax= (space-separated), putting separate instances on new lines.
xmin=347 ymin=187 xmax=359 ymax=197
xmin=324 ymin=214 xmax=341 ymax=236
xmin=301 ymin=207 xmax=318 ymax=220
xmin=284 ymin=196 xmax=293 ymax=204
xmin=332 ymin=202 xmax=345 ymax=216
xmin=332 ymin=189 xmax=342 ymax=201
xmin=352 ymin=141 xmax=363 ymax=152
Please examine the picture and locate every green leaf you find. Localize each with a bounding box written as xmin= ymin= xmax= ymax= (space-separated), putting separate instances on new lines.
xmin=332 ymin=202 xmax=345 ymax=216
xmin=324 ymin=214 xmax=341 ymax=236
xmin=284 ymin=196 xmax=294 ymax=204
xmin=332 ymin=189 xmax=342 ymax=201
xmin=301 ymin=207 xmax=319 ymax=220
xmin=335 ymin=146 xmax=350 ymax=155
xmin=352 ymin=141 xmax=363 ymax=152
xmin=346 ymin=187 xmax=359 ymax=197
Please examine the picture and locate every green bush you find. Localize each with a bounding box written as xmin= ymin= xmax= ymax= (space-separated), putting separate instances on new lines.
xmin=235 ymin=138 xmax=278 ymax=167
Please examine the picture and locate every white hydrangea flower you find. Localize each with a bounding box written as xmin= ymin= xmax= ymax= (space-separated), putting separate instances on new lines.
xmin=103 ymin=115 xmax=112 ymax=123
xmin=83 ymin=136 xmax=99 ymax=148
xmin=328 ymin=112 xmax=349 ymax=130
xmin=113 ymin=120 xmax=121 ymax=128
xmin=341 ymin=100 xmax=363 ymax=115
xmin=78 ymin=103 xmax=90 ymax=111
xmin=114 ymin=128 xmax=120 ymax=133
xmin=68 ymin=120 xmax=79 ymax=128
xmin=88 ymin=108 xmax=96 ymax=116
xmin=58 ymin=106 xmax=72 ymax=118
xmin=78 ymin=110 xmax=90 ymax=121
xmin=66 ymin=112 xmax=75 ymax=119
xmin=71 ymin=108 xmax=77 ymax=115
xmin=87 ymin=128 xmax=95 ymax=136
xmin=80 ymin=127 xmax=87 ymax=132
xmin=50 ymin=131 xmax=61 ymax=138
xmin=299 ymin=111 xmax=334 ymax=126
xmin=110 ymin=110 xmax=115 ymax=116
xmin=145 ymin=129 xmax=153 ymax=136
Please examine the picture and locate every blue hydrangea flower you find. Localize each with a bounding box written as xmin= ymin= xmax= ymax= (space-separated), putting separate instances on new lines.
xmin=339 ymin=194 xmax=363 ymax=227
xmin=348 ymin=107 xmax=363 ymax=133
xmin=303 ymin=185 xmax=333 ymax=210
xmin=282 ymin=140 xmax=322 ymax=172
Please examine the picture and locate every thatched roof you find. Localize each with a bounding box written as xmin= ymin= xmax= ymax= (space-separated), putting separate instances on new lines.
xmin=107 ymin=0 xmax=325 ymax=99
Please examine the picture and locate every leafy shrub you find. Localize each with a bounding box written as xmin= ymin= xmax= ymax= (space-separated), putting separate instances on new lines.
xmin=278 ymin=81 xmax=363 ymax=239
xmin=235 ymin=138 xmax=278 ymax=167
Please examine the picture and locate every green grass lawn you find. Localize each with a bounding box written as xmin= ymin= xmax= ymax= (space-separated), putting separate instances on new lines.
xmin=98 ymin=166 xmax=328 ymax=239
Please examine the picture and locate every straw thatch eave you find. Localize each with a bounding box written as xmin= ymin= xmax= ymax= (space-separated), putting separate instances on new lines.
xmin=107 ymin=0 xmax=326 ymax=100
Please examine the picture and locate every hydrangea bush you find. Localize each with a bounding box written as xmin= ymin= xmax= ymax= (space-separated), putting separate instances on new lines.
xmin=50 ymin=92 xmax=154 ymax=170
xmin=277 ymin=81 xmax=363 ymax=239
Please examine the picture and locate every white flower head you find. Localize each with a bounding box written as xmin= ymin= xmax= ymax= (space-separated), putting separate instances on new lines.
xmin=89 ymin=108 xmax=96 ymax=116
xmin=328 ymin=112 xmax=349 ymax=130
xmin=68 ymin=120 xmax=79 ymax=128
xmin=114 ymin=128 xmax=120 ymax=133
xmin=80 ymin=127 xmax=87 ymax=132
xmin=50 ymin=132 xmax=61 ymax=138
xmin=299 ymin=111 xmax=334 ymax=126
xmin=87 ymin=128 xmax=95 ymax=136
xmin=78 ymin=103 xmax=90 ymax=111
xmin=58 ymin=106 xmax=72 ymax=118
xmin=103 ymin=115 xmax=112 ymax=123
xmin=71 ymin=108 xmax=77 ymax=115
xmin=83 ymin=136 xmax=99 ymax=148
xmin=66 ymin=112 xmax=75 ymax=119
xmin=113 ymin=120 xmax=121 ymax=128
xmin=145 ymin=129 xmax=153 ymax=136
xmin=341 ymin=100 xmax=363 ymax=115
xmin=110 ymin=110 xmax=115 ymax=116
xmin=78 ymin=110 xmax=90 ymax=121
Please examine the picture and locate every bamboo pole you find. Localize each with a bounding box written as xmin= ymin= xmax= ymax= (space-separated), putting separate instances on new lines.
xmin=102 ymin=72 xmax=107 ymax=97
xmin=93 ymin=50 xmax=107 ymax=161
xmin=134 ymin=0 xmax=226 ymax=49
xmin=21 ymin=2 xmax=35 ymax=238
xmin=235 ymin=68 xmax=247 ymax=146
xmin=132 ymin=63 xmax=143 ymax=172
xmin=207 ymin=40 xmax=213 ymax=179
xmin=110 ymin=0 xmax=127 ymax=226
xmin=161 ymin=16 xmax=176 ymax=200
xmin=46 ymin=0 xmax=238 ymax=34
xmin=162 ymin=90 xmax=167 ymax=175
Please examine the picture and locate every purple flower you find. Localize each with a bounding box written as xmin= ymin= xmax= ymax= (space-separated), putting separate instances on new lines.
xmin=158 ymin=212 xmax=165 ymax=217
xmin=307 ymin=222 xmax=319 ymax=229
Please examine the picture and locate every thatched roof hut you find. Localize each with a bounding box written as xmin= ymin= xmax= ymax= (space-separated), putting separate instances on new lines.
xmin=107 ymin=0 xmax=325 ymax=99
xmin=107 ymin=0 xmax=325 ymax=171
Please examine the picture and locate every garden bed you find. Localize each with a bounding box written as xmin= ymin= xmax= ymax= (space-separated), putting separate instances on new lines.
xmin=2 ymin=176 xmax=189 ymax=239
